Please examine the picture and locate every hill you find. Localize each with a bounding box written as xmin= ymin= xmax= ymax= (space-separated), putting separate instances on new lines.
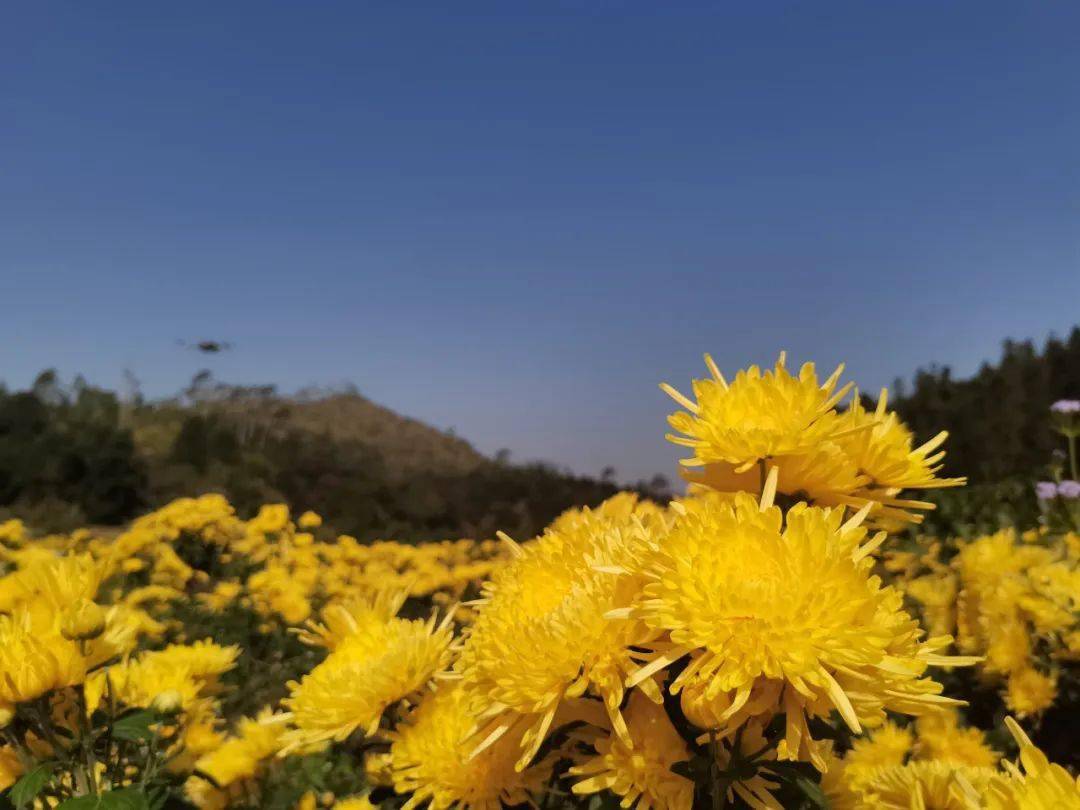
xmin=0 ymin=371 xmax=667 ymax=540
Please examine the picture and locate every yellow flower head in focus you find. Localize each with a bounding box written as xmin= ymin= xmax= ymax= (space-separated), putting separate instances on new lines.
xmin=390 ymin=685 xmax=552 ymax=810
xmin=620 ymin=484 xmax=974 ymax=768
xmin=283 ymin=611 xmax=454 ymax=750
xmin=456 ymin=494 xmax=667 ymax=770
xmin=663 ymin=353 xmax=851 ymax=473
xmin=995 ymin=717 xmax=1080 ymax=809
xmin=570 ymin=690 xmax=693 ymax=810
xmin=836 ymin=390 xmax=966 ymax=493
xmin=296 ymin=589 xmax=409 ymax=650
xmin=859 ymin=760 xmax=1002 ymax=810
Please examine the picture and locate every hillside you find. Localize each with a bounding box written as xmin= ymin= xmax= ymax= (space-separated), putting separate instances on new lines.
xmin=0 ymin=372 xmax=664 ymax=540
xmin=132 ymin=388 xmax=487 ymax=482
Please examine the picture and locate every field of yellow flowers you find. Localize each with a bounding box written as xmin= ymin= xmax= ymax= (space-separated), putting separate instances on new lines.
xmin=1 ymin=355 xmax=1078 ymax=810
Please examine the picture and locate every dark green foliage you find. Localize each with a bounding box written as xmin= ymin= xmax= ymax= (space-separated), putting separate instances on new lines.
xmin=892 ymin=328 xmax=1080 ymax=536
xmin=0 ymin=373 xmax=146 ymax=526
xmin=254 ymin=750 xmax=367 ymax=810
xmin=9 ymin=762 xmax=57 ymax=809
xmin=894 ymin=328 xmax=1080 ymax=484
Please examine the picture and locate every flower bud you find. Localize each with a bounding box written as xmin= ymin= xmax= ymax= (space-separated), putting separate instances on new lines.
xmin=60 ymin=599 xmax=106 ymax=641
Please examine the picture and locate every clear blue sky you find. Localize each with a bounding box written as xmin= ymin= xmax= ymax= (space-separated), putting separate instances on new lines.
xmin=2 ymin=2 xmax=1078 ymax=482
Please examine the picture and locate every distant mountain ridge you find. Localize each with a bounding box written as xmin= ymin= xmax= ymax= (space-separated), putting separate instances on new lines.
xmin=0 ymin=371 xmax=666 ymax=541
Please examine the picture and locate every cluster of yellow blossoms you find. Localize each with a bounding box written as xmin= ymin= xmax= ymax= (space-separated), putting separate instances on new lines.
xmin=895 ymin=527 xmax=1080 ymax=718
xmin=0 ymin=354 xmax=1077 ymax=810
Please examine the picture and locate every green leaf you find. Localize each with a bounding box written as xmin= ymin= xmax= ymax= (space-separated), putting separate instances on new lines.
xmin=111 ymin=710 xmax=157 ymax=742
xmin=56 ymin=788 xmax=151 ymax=810
xmin=9 ymin=762 xmax=56 ymax=809
xmin=793 ymin=775 xmax=830 ymax=809
xmin=54 ymin=798 xmax=98 ymax=810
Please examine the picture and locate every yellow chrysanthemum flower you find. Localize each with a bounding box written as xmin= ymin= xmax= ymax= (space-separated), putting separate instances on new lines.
xmin=283 ymin=611 xmax=454 ymax=750
xmin=1005 ymin=667 xmax=1057 ymax=717
xmin=618 ymin=485 xmax=975 ymax=769
xmin=0 ymin=553 xmax=104 ymax=613
xmin=915 ymin=709 xmax=999 ymax=768
xmin=991 ymin=717 xmax=1080 ymax=809
xmin=390 ymin=685 xmax=552 ymax=810
xmin=861 ymin=760 xmax=1003 ymax=810
xmin=456 ymin=494 xmax=667 ymax=770
xmin=570 ymin=690 xmax=692 ymax=810
xmin=296 ymin=589 xmax=409 ymax=650
xmin=84 ymin=641 xmax=237 ymax=716
xmin=836 ymin=390 xmax=965 ymax=493
xmin=0 ymin=608 xmax=86 ymax=704
xmin=663 ymin=353 xmax=851 ymax=473
xmin=186 ymin=711 xmax=288 ymax=809
xmin=840 ymin=720 xmax=913 ymax=790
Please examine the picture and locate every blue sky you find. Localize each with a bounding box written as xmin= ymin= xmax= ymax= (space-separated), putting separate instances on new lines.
xmin=2 ymin=2 xmax=1078 ymax=482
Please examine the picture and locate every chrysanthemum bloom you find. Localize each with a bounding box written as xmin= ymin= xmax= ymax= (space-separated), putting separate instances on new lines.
xmin=295 ymin=589 xmax=410 ymax=650
xmin=84 ymin=640 xmax=238 ymax=718
xmin=282 ymin=610 xmax=454 ymax=750
xmin=666 ymin=357 xmax=965 ymax=526
xmin=389 ymin=685 xmax=552 ymax=810
xmin=140 ymin=640 xmax=240 ymax=687
xmin=914 ymin=709 xmax=998 ymax=768
xmin=455 ymin=494 xmax=667 ymax=770
xmin=949 ymin=529 xmax=1077 ymax=693
xmin=571 ymin=690 xmax=692 ymax=810
xmin=663 ymin=353 xmax=852 ymax=473
xmin=186 ymin=710 xmax=288 ymax=809
xmin=858 ymin=760 xmax=1004 ymax=810
xmin=0 ymin=608 xmax=85 ymax=704
xmin=833 ymin=720 xmax=913 ymax=796
xmin=989 ymin=717 xmax=1080 ymax=808
xmin=836 ymin=391 xmax=965 ymax=494
xmin=616 ymin=485 xmax=975 ymax=770
xmin=0 ymin=553 xmax=103 ymax=613
xmin=1005 ymin=667 xmax=1057 ymax=717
